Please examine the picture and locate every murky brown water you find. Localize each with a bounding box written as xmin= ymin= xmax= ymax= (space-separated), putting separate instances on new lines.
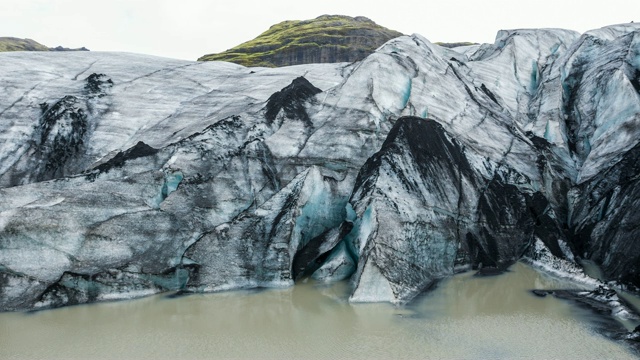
xmin=0 ymin=262 xmax=637 ymax=359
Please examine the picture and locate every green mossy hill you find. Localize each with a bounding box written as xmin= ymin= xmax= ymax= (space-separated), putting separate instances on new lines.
xmin=0 ymin=37 xmax=89 ymax=52
xmin=198 ymin=15 xmax=403 ymax=67
xmin=0 ymin=37 xmax=49 ymax=52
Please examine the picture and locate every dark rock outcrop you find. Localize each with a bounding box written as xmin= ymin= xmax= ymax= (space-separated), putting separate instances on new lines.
xmin=1 ymin=73 xmax=114 ymax=186
xmin=35 ymin=95 xmax=88 ymax=180
xmin=49 ymin=46 xmax=90 ymax=52
xmin=265 ymin=76 xmax=322 ymax=125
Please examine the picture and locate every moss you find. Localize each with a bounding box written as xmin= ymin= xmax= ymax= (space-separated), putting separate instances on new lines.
xmin=0 ymin=37 xmax=49 ymax=52
xmin=199 ymin=15 xmax=403 ymax=66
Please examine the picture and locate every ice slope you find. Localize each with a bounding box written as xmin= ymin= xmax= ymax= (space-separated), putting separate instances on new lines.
xmin=344 ymin=116 xmax=572 ymax=304
xmin=0 ymin=52 xmax=346 ymax=187
xmin=1 ymin=23 xmax=640 ymax=310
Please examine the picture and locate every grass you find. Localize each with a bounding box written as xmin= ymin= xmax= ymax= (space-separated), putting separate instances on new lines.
xmin=199 ymin=15 xmax=403 ymax=66
xmin=0 ymin=37 xmax=49 ymax=52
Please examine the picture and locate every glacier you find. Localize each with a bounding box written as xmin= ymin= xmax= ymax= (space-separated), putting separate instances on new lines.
xmin=1 ymin=23 xmax=640 ymax=313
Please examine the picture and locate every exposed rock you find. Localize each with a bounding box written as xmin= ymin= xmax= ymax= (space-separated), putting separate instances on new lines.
xmin=198 ymin=15 xmax=403 ymax=67
xmin=435 ymin=41 xmax=479 ymax=48
xmin=265 ymin=76 xmax=321 ymax=125
xmin=49 ymin=46 xmax=90 ymax=52
xmin=84 ymin=73 xmax=113 ymax=96
xmin=32 ymin=95 xmax=88 ymax=181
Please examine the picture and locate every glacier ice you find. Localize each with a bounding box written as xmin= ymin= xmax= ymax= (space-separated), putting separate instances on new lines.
xmin=1 ymin=23 xmax=640 ymax=310
xmin=311 ymin=241 xmax=356 ymax=283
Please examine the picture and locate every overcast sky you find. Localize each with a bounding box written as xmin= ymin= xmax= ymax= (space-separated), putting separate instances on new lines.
xmin=1 ymin=0 xmax=638 ymax=61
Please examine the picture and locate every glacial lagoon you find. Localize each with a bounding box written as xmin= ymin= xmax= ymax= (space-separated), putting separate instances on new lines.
xmin=1 ymin=262 xmax=637 ymax=359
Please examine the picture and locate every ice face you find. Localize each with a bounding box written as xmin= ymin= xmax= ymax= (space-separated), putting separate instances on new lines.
xmin=1 ymin=24 xmax=640 ymax=310
xmin=311 ymin=241 xmax=356 ymax=282
xmin=0 ymin=52 xmax=347 ymax=189
xmin=349 ymin=257 xmax=395 ymax=303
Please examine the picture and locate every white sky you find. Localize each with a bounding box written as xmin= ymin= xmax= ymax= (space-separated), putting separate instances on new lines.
xmin=1 ymin=0 xmax=638 ymax=61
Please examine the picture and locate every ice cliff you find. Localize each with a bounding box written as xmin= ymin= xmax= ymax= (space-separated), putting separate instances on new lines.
xmin=1 ymin=23 xmax=640 ymax=310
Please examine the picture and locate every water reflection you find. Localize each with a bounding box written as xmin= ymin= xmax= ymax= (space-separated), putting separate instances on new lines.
xmin=0 ymin=262 xmax=636 ymax=359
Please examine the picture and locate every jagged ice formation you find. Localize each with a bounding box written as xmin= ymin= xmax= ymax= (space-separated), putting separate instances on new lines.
xmin=1 ymin=23 xmax=640 ymax=311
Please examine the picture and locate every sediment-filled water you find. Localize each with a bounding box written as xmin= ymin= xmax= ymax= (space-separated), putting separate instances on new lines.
xmin=0 ymin=262 xmax=637 ymax=359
